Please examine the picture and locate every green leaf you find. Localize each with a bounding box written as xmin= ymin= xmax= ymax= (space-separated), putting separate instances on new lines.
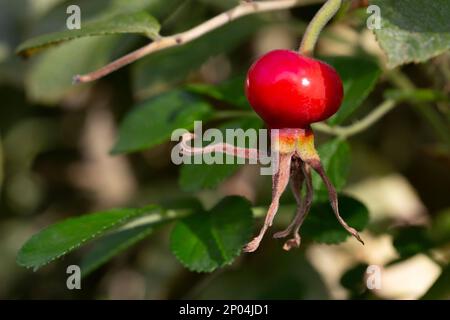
xmin=17 ymin=205 xmax=160 ymax=270
xmin=80 ymin=198 xmax=200 ymax=278
xmin=112 ymin=90 xmax=213 ymax=154
xmin=17 ymin=11 xmax=160 ymax=57
xmin=80 ymin=223 xmax=156 ymax=277
xmin=25 ymin=36 xmax=118 ymax=104
xmin=340 ymin=263 xmax=369 ymax=293
xmin=323 ymin=56 xmax=381 ymax=125
xmin=180 ymin=155 xmax=241 ymax=192
xmin=392 ymin=226 xmax=434 ymax=259
xmin=110 ymin=0 xmax=184 ymax=15
xmin=301 ymin=195 xmax=369 ymax=244
xmin=170 ymin=196 xmax=253 ymax=272
xmin=313 ymin=138 xmax=351 ymax=200
xmin=371 ymin=0 xmax=450 ymax=68
xmin=179 ymin=117 xmax=263 ymax=192
xmin=133 ymin=16 xmax=262 ymax=98
xmin=421 ymin=265 xmax=450 ymax=300
xmin=430 ymin=208 xmax=450 ymax=245
xmin=186 ymin=75 xmax=249 ymax=109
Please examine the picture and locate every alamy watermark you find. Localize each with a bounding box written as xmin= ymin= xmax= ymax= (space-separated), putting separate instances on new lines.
xmin=65 ymin=3 xmax=383 ymax=31
xmin=367 ymin=5 xmax=381 ymax=30
xmin=366 ymin=265 xmax=382 ymax=290
xmin=66 ymin=5 xmax=81 ymax=30
xmin=66 ymin=265 xmax=81 ymax=290
xmin=65 ymin=3 xmax=383 ymax=32
xmin=171 ymin=121 xmax=280 ymax=175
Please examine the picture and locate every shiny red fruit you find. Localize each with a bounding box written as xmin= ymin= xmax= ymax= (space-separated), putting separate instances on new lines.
xmin=245 ymin=49 xmax=343 ymax=129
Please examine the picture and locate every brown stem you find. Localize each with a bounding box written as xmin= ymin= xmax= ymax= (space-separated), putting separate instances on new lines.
xmin=243 ymin=152 xmax=293 ymax=252
xmin=180 ymin=133 xmax=259 ymax=160
xmin=74 ymin=0 xmax=324 ymax=83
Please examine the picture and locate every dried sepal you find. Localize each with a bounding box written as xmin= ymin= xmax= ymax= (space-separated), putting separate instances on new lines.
xmin=243 ymin=152 xmax=293 ymax=252
xmin=177 ymin=127 xmax=363 ymax=252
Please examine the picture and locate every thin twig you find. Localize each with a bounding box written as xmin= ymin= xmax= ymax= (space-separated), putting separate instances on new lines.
xmin=312 ymin=99 xmax=397 ymax=138
xmin=180 ymin=132 xmax=260 ymax=160
xmin=74 ymin=0 xmax=324 ymax=84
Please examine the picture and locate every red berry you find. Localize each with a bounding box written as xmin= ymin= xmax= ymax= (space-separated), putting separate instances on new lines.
xmin=245 ymin=49 xmax=343 ymax=129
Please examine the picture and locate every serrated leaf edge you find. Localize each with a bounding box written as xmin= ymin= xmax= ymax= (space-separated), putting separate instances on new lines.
xmin=17 ymin=206 xmax=158 ymax=271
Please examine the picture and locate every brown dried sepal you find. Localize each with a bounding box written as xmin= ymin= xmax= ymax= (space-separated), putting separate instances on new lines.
xmin=179 ymin=128 xmax=364 ymax=252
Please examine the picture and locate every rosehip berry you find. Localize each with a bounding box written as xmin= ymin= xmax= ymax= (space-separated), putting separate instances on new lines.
xmin=181 ymin=49 xmax=363 ymax=253
xmin=245 ymin=49 xmax=343 ymax=129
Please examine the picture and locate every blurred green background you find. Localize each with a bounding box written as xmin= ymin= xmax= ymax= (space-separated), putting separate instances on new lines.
xmin=0 ymin=0 xmax=449 ymax=299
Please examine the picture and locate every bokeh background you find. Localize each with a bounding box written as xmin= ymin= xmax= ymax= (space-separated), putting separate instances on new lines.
xmin=0 ymin=0 xmax=449 ymax=299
